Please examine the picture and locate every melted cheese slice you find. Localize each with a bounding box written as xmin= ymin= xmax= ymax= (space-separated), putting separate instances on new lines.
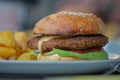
xmin=38 ymin=36 xmax=60 ymax=53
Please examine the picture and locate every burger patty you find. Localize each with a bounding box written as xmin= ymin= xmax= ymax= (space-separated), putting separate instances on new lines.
xmin=27 ymin=35 xmax=108 ymax=53
xmin=27 ymin=36 xmax=40 ymax=49
xmin=41 ymin=35 xmax=108 ymax=53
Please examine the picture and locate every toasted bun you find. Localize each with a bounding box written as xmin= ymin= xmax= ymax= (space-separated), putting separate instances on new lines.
xmin=37 ymin=54 xmax=84 ymax=61
xmin=33 ymin=11 xmax=105 ymax=36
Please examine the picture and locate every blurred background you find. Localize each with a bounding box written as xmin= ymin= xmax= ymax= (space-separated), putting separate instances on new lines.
xmin=0 ymin=0 xmax=120 ymax=41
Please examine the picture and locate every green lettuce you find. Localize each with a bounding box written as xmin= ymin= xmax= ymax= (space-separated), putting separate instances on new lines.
xmin=44 ymin=48 xmax=108 ymax=60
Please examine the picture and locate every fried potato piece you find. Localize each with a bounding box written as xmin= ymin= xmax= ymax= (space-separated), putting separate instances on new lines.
xmin=0 ymin=46 xmax=16 ymax=59
xmin=0 ymin=31 xmax=15 ymax=48
xmin=0 ymin=57 xmax=5 ymax=60
xmin=17 ymin=52 xmax=37 ymax=60
xmin=25 ymin=48 xmax=32 ymax=53
xmin=17 ymin=49 xmax=37 ymax=60
xmin=0 ymin=31 xmax=31 ymax=60
xmin=14 ymin=31 xmax=27 ymax=57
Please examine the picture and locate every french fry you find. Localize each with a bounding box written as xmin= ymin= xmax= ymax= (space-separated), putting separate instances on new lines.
xmin=0 ymin=46 xmax=16 ymax=59
xmin=17 ymin=52 xmax=37 ymax=60
xmin=0 ymin=31 xmax=31 ymax=60
xmin=0 ymin=31 xmax=15 ymax=48
xmin=25 ymin=48 xmax=32 ymax=53
xmin=14 ymin=31 xmax=27 ymax=58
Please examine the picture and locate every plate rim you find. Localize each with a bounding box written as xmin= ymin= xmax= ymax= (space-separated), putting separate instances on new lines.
xmin=0 ymin=59 xmax=120 ymax=64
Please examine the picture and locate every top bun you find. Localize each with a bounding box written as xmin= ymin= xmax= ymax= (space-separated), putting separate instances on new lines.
xmin=33 ymin=11 xmax=105 ymax=36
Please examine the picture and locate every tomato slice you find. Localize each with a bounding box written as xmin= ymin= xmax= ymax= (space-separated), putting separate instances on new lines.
xmin=45 ymin=48 xmax=103 ymax=54
xmin=71 ymin=48 xmax=103 ymax=54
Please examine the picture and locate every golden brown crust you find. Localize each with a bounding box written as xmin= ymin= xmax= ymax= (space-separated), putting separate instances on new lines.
xmin=37 ymin=54 xmax=84 ymax=61
xmin=33 ymin=11 xmax=105 ymax=36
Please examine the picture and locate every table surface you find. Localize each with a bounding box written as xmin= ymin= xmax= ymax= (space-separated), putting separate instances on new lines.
xmin=0 ymin=73 xmax=120 ymax=80
xmin=0 ymin=75 xmax=120 ymax=80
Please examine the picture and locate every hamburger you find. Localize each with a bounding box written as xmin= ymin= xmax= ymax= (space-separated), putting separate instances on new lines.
xmin=27 ymin=11 xmax=108 ymax=61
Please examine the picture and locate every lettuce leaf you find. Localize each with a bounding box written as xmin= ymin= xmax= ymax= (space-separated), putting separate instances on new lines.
xmin=44 ymin=48 xmax=108 ymax=60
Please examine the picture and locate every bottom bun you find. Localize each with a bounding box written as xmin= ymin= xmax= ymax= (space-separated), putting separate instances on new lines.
xmin=37 ymin=54 xmax=85 ymax=61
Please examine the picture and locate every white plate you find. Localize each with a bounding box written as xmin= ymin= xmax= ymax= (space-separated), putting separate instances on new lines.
xmin=0 ymin=60 xmax=120 ymax=75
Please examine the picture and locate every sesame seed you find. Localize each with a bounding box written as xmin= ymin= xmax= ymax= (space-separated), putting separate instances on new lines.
xmin=87 ymin=18 xmax=90 ymax=21
xmin=80 ymin=29 xmax=83 ymax=32
xmin=90 ymin=19 xmax=93 ymax=22
xmin=59 ymin=11 xmax=94 ymax=17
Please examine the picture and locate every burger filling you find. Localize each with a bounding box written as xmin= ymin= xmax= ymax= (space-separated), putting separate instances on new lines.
xmin=27 ymin=34 xmax=108 ymax=60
